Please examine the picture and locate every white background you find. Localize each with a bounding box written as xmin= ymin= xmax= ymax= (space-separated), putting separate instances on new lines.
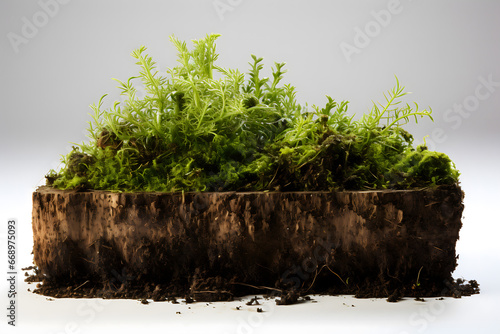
xmin=1 ymin=0 xmax=499 ymax=333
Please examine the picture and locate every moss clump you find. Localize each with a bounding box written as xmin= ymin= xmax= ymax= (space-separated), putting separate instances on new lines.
xmin=46 ymin=34 xmax=459 ymax=192
xmin=390 ymin=145 xmax=460 ymax=188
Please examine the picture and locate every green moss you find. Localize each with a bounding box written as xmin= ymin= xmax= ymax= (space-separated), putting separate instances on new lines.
xmin=46 ymin=34 xmax=459 ymax=192
xmin=390 ymin=145 xmax=460 ymax=188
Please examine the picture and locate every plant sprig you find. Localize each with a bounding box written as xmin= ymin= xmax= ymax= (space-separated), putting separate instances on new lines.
xmin=362 ymin=76 xmax=433 ymax=133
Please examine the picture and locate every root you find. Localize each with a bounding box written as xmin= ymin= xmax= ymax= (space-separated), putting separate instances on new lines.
xmin=305 ymin=264 xmax=347 ymax=292
xmin=231 ymin=282 xmax=282 ymax=293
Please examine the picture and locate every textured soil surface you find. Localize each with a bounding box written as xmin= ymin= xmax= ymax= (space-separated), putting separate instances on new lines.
xmin=30 ymin=184 xmax=479 ymax=302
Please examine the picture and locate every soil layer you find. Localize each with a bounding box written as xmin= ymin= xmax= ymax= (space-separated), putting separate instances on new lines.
xmin=31 ymin=184 xmax=478 ymax=301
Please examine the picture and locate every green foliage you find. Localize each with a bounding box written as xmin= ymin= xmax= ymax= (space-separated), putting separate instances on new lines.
xmin=47 ymin=34 xmax=459 ymax=192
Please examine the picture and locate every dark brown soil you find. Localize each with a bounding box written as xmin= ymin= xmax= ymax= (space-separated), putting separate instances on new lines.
xmin=30 ymin=184 xmax=479 ymax=303
xmin=24 ymin=266 xmax=478 ymax=303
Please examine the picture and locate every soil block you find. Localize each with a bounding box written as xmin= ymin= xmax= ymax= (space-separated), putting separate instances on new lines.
xmin=31 ymin=184 xmax=471 ymax=300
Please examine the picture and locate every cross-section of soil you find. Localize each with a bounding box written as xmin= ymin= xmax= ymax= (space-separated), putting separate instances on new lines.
xmin=31 ymin=184 xmax=479 ymax=301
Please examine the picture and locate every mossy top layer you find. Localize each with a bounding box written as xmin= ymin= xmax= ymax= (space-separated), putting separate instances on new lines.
xmin=46 ymin=34 xmax=459 ymax=192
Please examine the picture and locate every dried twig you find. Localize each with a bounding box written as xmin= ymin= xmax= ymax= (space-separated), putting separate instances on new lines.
xmin=74 ymin=280 xmax=89 ymax=291
xmin=231 ymin=282 xmax=282 ymax=292
xmin=305 ymin=264 xmax=347 ymax=292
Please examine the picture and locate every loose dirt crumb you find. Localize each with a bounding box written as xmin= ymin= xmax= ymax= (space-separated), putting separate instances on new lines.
xmin=246 ymin=296 xmax=260 ymax=306
xmin=387 ymin=290 xmax=401 ymax=303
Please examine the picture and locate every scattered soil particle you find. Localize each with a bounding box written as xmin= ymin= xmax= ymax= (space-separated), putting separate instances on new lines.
xmin=387 ymin=289 xmax=402 ymax=303
xmin=23 ymin=266 xmax=43 ymax=283
xmin=22 ymin=266 xmax=37 ymax=271
xmin=276 ymin=291 xmax=303 ymax=305
xmin=246 ymin=296 xmax=260 ymax=306
xmin=452 ymin=279 xmax=480 ymax=297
